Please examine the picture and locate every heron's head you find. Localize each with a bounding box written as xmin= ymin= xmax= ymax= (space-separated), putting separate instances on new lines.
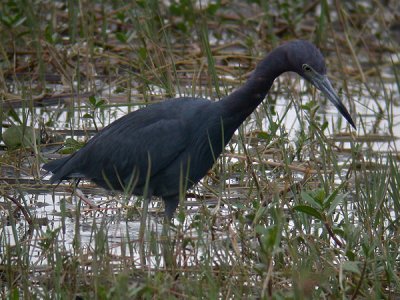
xmin=284 ymin=40 xmax=356 ymax=129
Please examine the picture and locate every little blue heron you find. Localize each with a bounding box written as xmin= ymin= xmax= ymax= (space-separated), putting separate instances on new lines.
xmin=43 ymin=40 xmax=356 ymax=219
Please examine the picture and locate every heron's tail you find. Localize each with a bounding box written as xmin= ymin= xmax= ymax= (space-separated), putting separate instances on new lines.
xmin=42 ymin=156 xmax=72 ymax=183
xmin=43 ymin=157 xmax=70 ymax=172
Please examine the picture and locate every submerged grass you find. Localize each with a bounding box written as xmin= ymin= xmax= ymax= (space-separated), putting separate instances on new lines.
xmin=1 ymin=0 xmax=400 ymax=298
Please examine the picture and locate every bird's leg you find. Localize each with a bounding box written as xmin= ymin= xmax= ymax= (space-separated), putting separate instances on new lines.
xmin=161 ymin=195 xmax=180 ymax=270
xmin=161 ymin=220 xmax=177 ymax=271
xmin=139 ymin=196 xmax=150 ymax=268
xmin=163 ymin=196 xmax=179 ymax=221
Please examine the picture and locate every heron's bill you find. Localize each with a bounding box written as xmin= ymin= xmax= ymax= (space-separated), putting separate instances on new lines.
xmin=312 ymin=75 xmax=356 ymax=129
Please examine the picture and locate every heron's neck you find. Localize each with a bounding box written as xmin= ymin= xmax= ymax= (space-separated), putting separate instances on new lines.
xmin=219 ymin=47 xmax=289 ymax=123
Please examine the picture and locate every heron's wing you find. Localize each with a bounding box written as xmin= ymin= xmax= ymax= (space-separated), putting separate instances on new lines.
xmin=60 ymin=100 xmax=199 ymax=189
xmin=92 ymin=117 xmax=190 ymax=186
xmin=46 ymin=98 xmax=213 ymax=189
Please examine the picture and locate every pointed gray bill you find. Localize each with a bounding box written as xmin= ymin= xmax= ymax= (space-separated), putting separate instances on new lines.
xmin=311 ymin=75 xmax=356 ymax=129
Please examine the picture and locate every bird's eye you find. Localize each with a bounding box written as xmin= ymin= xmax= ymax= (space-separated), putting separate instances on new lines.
xmin=302 ymin=64 xmax=312 ymax=72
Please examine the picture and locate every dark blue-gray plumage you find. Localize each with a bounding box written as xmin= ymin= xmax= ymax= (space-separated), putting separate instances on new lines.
xmin=43 ymin=40 xmax=356 ymax=219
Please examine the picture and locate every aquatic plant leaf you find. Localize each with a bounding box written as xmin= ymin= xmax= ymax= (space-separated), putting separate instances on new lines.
xmin=294 ymin=205 xmax=324 ymax=221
